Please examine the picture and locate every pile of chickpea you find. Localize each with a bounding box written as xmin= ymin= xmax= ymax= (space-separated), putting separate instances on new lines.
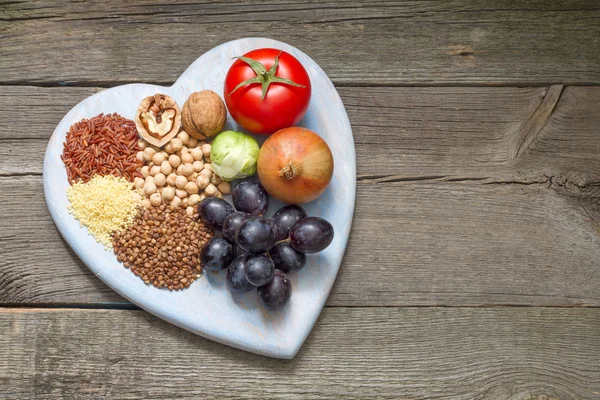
xmin=134 ymin=131 xmax=231 ymax=216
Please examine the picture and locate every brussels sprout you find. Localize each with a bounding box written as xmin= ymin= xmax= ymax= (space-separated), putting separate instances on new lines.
xmin=210 ymin=131 xmax=259 ymax=181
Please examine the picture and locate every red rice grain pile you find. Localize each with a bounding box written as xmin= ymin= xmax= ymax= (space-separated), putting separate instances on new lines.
xmin=62 ymin=113 xmax=143 ymax=184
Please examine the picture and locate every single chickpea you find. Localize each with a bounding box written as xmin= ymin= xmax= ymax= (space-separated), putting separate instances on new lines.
xmin=187 ymin=173 xmax=197 ymax=182
xmin=201 ymin=143 xmax=212 ymax=158
xmin=203 ymin=163 xmax=212 ymax=172
xmin=184 ymin=181 xmax=199 ymax=195
xmin=142 ymin=147 xmax=156 ymax=161
xmin=188 ymin=137 xmax=199 ymax=148
xmin=177 ymin=131 xmax=190 ymax=145
xmin=154 ymin=173 xmax=167 ymax=187
xmin=143 ymin=181 xmax=157 ymax=196
xmin=217 ymin=181 xmax=232 ymax=194
xmin=134 ymin=177 xmax=145 ymax=189
xmin=166 ymin=173 xmax=177 ymax=186
xmin=145 ymin=176 xmax=154 ymax=184
xmin=137 ymin=140 xmax=147 ymax=149
xmin=181 ymin=153 xmax=194 ymax=164
xmin=198 ymin=141 xmax=207 ymax=147
xmin=192 ymin=160 xmax=204 ymax=172
xmin=160 ymin=160 xmax=173 ymax=175
xmin=196 ymin=175 xmax=210 ymax=189
xmin=175 ymin=175 xmax=188 ymax=189
xmin=149 ymin=192 xmax=162 ymax=207
xmin=176 ymin=164 xmax=184 ymax=175
xmin=152 ymin=152 xmax=166 ymax=165
xmin=164 ymin=142 xmax=174 ymax=154
xmin=170 ymin=138 xmax=183 ymax=152
xmin=168 ymin=154 xmax=181 ymax=168
xmin=211 ymin=174 xmax=222 ymax=185
xmin=204 ymin=183 xmax=218 ymax=197
xmin=190 ymin=148 xmax=203 ymax=161
xmin=186 ymin=206 xmax=194 ymax=217
xmin=141 ymin=198 xmax=151 ymax=209
xmin=188 ymin=194 xmax=201 ymax=207
xmin=150 ymin=165 xmax=161 ymax=176
xmin=180 ymin=146 xmax=189 ymax=154
xmin=162 ymin=186 xmax=175 ymax=201
xmin=216 ymin=191 xmax=223 ymax=199
xmin=141 ymin=166 xmax=150 ymax=177
xmin=136 ymin=151 xmax=144 ymax=162
xmin=199 ymin=168 xmax=212 ymax=180
xmin=175 ymin=188 xmax=188 ymax=199
xmin=198 ymin=193 xmax=207 ymax=202
xmin=148 ymin=161 xmax=154 ymax=168
xmin=131 ymin=192 xmax=142 ymax=203
xmin=181 ymin=163 xmax=194 ymax=176
xmin=182 ymin=197 xmax=189 ymax=207
xmin=171 ymin=196 xmax=182 ymax=208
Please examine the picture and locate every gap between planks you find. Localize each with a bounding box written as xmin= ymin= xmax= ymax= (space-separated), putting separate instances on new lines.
xmin=4 ymin=81 xmax=600 ymax=88
xmin=2 ymin=303 xmax=599 ymax=310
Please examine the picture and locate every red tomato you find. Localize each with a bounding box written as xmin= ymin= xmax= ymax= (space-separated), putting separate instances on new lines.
xmin=224 ymin=48 xmax=311 ymax=134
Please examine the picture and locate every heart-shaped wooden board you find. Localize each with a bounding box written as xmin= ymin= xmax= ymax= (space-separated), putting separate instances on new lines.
xmin=43 ymin=38 xmax=355 ymax=359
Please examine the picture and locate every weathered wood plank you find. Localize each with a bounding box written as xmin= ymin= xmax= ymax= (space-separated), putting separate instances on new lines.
xmin=1 ymin=307 xmax=598 ymax=399
xmin=3 ymin=85 xmax=600 ymax=183
xmin=2 ymin=175 xmax=600 ymax=307
xmin=2 ymin=1 xmax=600 ymax=85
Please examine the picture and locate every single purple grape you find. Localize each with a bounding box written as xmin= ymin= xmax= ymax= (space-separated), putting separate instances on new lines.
xmin=236 ymin=216 xmax=277 ymax=254
xmin=198 ymin=197 xmax=234 ymax=230
xmin=232 ymin=180 xmax=268 ymax=216
xmin=289 ymin=217 xmax=334 ymax=254
xmin=200 ymin=237 xmax=234 ymax=271
xmin=244 ymin=254 xmax=275 ymax=287
xmin=269 ymin=242 xmax=306 ymax=274
xmin=258 ymin=270 xmax=292 ymax=311
xmin=226 ymin=255 xmax=254 ymax=293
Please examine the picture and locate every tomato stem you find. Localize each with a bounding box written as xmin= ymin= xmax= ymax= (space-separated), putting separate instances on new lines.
xmin=229 ymin=51 xmax=306 ymax=100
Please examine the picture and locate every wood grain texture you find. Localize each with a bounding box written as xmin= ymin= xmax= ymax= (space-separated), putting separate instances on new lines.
xmin=2 ymin=175 xmax=600 ymax=307
xmin=2 ymin=1 xmax=600 ymax=85
xmin=2 ymin=0 xmax=600 ymax=394
xmin=508 ymin=85 xmax=564 ymax=160
xmin=1 ymin=307 xmax=599 ymax=399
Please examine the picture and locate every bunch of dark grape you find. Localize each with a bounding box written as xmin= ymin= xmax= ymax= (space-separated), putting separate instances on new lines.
xmin=197 ymin=180 xmax=334 ymax=311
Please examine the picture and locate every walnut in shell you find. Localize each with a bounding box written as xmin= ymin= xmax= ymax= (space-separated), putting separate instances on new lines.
xmin=181 ymin=90 xmax=226 ymax=140
xmin=135 ymin=94 xmax=182 ymax=147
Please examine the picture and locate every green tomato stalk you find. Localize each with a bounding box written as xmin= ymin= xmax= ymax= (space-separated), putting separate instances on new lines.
xmin=229 ymin=51 xmax=306 ymax=100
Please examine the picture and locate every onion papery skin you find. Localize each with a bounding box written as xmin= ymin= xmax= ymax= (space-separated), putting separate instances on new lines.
xmin=257 ymin=127 xmax=334 ymax=204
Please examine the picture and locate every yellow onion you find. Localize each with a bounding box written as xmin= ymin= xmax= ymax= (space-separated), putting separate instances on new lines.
xmin=257 ymin=127 xmax=333 ymax=204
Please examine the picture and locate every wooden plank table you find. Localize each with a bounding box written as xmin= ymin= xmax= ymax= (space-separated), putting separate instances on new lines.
xmin=1 ymin=1 xmax=599 ymax=398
